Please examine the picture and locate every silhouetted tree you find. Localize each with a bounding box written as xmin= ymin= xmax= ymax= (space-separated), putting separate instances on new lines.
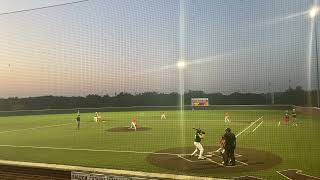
xmin=0 ymin=86 xmax=317 ymax=111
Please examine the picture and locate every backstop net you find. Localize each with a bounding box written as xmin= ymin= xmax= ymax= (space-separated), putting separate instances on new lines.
xmin=0 ymin=0 xmax=319 ymax=179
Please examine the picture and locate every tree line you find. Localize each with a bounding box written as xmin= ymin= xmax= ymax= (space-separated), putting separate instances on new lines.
xmin=0 ymin=86 xmax=317 ymax=111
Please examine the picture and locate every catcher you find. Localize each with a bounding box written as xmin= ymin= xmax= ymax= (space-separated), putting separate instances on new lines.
xmin=218 ymin=136 xmax=226 ymax=155
xmin=191 ymin=128 xmax=206 ymax=159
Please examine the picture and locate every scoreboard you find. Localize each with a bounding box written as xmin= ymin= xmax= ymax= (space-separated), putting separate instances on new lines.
xmin=191 ymin=98 xmax=209 ymax=106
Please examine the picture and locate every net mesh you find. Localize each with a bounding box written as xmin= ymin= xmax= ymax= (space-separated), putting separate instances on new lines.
xmin=0 ymin=0 xmax=319 ymax=179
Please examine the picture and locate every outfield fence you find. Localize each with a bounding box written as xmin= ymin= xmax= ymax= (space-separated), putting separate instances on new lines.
xmin=0 ymin=105 xmax=292 ymax=117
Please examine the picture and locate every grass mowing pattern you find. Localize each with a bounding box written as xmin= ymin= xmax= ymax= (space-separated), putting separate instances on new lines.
xmin=0 ymin=110 xmax=318 ymax=179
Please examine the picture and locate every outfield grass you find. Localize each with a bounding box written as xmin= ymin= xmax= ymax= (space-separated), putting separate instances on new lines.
xmin=0 ymin=109 xmax=319 ymax=179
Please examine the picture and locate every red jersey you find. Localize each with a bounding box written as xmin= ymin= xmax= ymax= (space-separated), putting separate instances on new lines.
xmin=219 ymin=138 xmax=225 ymax=147
xmin=131 ymin=116 xmax=137 ymax=124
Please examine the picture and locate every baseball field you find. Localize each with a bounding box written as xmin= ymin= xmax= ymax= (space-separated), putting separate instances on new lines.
xmin=0 ymin=108 xmax=318 ymax=179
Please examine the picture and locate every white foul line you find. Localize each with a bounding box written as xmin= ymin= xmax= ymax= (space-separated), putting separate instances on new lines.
xmin=0 ymin=144 xmax=248 ymax=167
xmin=215 ymin=116 xmax=263 ymax=152
xmin=0 ymin=144 xmax=189 ymax=157
xmin=209 ymin=153 xmax=248 ymax=166
xmin=276 ymin=170 xmax=293 ymax=180
xmin=236 ymin=116 xmax=263 ymax=138
xmin=235 ymin=160 xmax=248 ymax=166
xmin=177 ymin=155 xmax=194 ymax=162
xmin=0 ymin=123 xmax=73 ymax=134
xmin=211 ymin=152 xmax=242 ymax=158
xmin=205 ymin=158 xmax=225 ymax=166
xmin=206 ymin=158 xmax=245 ymax=168
xmin=252 ymin=121 xmax=263 ymax=133
xmin=276 ymin=169 xmax=320 ymax=180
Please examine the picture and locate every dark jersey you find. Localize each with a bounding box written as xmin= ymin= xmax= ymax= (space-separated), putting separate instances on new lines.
xmin=194 ymin=131 xmax=202 ymax=142
xmin=224 ymin=132 xmax=236 ymax=149
xmin=76 ymin=116 xmax=80 ymax=121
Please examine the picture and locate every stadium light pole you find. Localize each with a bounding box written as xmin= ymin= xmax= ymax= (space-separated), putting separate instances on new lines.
xmin=310 ymin=6 xmax=320 ymax=108
xmin=177 ymin=60 xmax=186 ymax=113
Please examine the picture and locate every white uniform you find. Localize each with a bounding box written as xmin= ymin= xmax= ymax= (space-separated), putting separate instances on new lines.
xmin=129 ymin=117 xmax=137 ymax=131
xmin=225 ymin=113 xmax=230 ymax=123
xmin=130 ymin=122 xmax=136 ymax=130
xmin=192 ymin=142 xmax=204 ymax=159
xmin=191 ymin=131 xmax=205 ymax=159
xmin=94 ymin=112 xmax=98 ymax=122
xmin=161 ymin=113 xmax=166 ymax=120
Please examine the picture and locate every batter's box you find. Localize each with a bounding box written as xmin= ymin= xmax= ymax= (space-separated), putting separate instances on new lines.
xmin=207 ymin=151 xmax=243 ymax=157
xmin=147 ymin=146 xmax=282 ymax=173
xmin=205 ymin=152 xmax=248 ymax=167
xmin=177 ymin=154 xmax=247 ymax=168
xmin=177 ymin=154 xmax=209 ymax=162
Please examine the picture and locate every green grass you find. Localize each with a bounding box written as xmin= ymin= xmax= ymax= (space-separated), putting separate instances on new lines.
xmin=0 ymin=110 xmax=319 ymax=179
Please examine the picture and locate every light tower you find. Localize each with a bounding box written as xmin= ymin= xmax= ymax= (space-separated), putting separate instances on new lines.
xmin=309 ymin=6 xmax=320 ymax=107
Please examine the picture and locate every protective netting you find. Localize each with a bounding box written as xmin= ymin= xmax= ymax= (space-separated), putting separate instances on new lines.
xmin=0 ymin=0 xmax=318 ymax=107
xmin=0 ymin=1 xmax=319 ymax=179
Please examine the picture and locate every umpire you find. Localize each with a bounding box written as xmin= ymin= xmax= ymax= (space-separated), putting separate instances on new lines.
xmin=223 ymin=128 xmax=236 ymax=166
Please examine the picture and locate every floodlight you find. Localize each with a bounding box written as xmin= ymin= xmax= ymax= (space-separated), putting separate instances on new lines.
xmin=310 ymin=6 xmax=319 ymax=18
xmin=177 ymin=60 xmax=186 ymax=69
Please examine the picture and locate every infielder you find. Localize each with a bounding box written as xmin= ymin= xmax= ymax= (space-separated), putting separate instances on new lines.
xmin=218 ymin=136 xmax=226 ymax=155
xmin=160 ymin=112 xmax=166 ymax=120
xmin=191 ymin=128 xmax=206 ymax=159
xmin=94 ymin=112 xmax=98 ymax=122
xmin=224 ymin=112 xmax=231 ymax=123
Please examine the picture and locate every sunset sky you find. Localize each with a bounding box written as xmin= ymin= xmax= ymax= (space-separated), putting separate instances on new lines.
xmin=0 ymin=0 xmax=318 ymax=97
